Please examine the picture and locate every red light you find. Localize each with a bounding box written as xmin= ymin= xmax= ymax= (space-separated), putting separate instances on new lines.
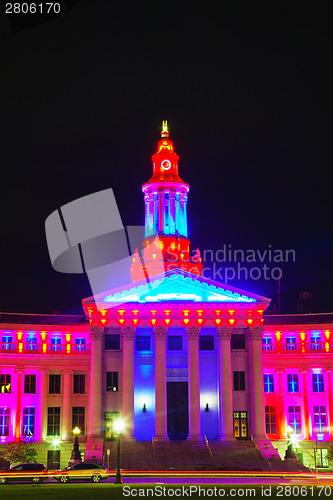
xmin=197 ymin=310 xmax=203 ymax=316
xmin=198 ymin=319 xmax=203 ymax=325
xmin=215 ymin=310 xmax=221 ymax=316
xmin=247 ymin=319 xmax=253 ymax=325
xmin=133 ymin=319 xmax=139 ymax=325
xmin=101 ymin=319 xmax=106 ymax=325
xmin=164 ymin=310 xmax=171 ymax=316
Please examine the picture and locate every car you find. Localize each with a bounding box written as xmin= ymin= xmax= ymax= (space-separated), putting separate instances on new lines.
xmin=0 ymin=463 xmax=48 ymax=484
xmin=53 ymin=462 xmax=110 ymax=483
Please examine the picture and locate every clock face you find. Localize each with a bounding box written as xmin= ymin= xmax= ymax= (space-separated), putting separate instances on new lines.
xmin=161 ymin=159 xmax=172 ymax=171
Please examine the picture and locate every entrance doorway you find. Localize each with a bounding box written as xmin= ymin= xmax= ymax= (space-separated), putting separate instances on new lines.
xmin=167 ymin=381 xmax=188 ymax=440
xmin=233 ymin=411 xmax=248 ymax=439
xmin=47 ymin=450 xmax=60 ymax=470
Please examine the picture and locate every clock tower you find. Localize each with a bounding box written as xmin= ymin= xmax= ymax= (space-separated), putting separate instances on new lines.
xmin=131 ymin=121 xmax=203 ymax=281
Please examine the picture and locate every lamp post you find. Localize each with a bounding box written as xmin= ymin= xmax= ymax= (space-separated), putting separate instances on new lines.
xmin=70 ymin=426 xmax=82 ymax=463
xmin=285 ymin=425 xmax=295 ymax=459
xmin=113 ymin=419 xmax=124 ymax=484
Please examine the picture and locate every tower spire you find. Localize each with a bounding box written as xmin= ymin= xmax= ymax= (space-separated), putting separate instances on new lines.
xmin=131 ymin=123 xmax=203 ymax=281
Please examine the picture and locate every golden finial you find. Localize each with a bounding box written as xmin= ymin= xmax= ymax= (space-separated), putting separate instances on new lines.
xmin=161 ymin=120 xmax=169 ymax=138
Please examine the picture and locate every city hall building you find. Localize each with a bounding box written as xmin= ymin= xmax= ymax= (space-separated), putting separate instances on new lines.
xmin=1 ymin=124 xmax=332 ymax=470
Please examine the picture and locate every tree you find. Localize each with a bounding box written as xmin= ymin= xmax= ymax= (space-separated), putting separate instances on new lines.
xmin=0 ymin=439 xmax=38 ymax=465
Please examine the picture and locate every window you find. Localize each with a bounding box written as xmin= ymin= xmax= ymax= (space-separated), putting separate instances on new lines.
xmin=27 ymin=335 xmax=38 ymax=351
xmin=263 ymin=374 xmax=274 ymax=393
xmin=288 ymin=406 xmax=301 ymax=434
xmin=312 ymin=374 xmax=324 ymax=393
xmin=199 ymin=335 xmax=214 ymax=350
xmin=23 ymin=407 xmax=35 ymax=436
xmin=262 ymin=337 xmax=272 ymax=344
xmin=75 ymin=338 xmax=86 ymax=351
xmin=286 ymin=337 xmax=296 ymax=350
xmin=105 ymin=334 xmax=120 ymax=350
xmin=231 ymin=334 xmax=246 ymax=349
xmin=73 ymin=375 xmax=85 ymax=394
xmin=265 ymin=406 xmax=276 ymax=434
xmin=106 ymin=372 xmax=118 ymax=392
xmin=49 ymin=374 xmax=61 ymax=394
xmin=47 ymin=407 xmax=60 ymax=436
xmin=72 ymin=407 xmax=85 ymax=431
xmin=136 ymin=336 xmax=150 ymax=351
xmin=314 ymin=406 xmax=327 ymax=434
xmin=50 ymin=337 xmax=61 ymax=351
xmin=1 ymin=336 xmax=13 ymax=350
xmin=0 ymin=374 xmax=11 ymax=393
xmin=168 ymin=336 xmax=182 ymax=351
xmin=24 ymin=374 xmax=36 ymax=393
xmin=0 ymin=407 xmax=10 ymax=436
xmin=287 ymin=374 xmax=299 ymax=392
xmin=310 ymin=334 xmax=321 ymax=343
xmin=233 ymin=371 xmax=245 ymax=391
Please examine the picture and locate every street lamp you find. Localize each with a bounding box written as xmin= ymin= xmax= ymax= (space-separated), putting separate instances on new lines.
xmin=113 ymin=419 xmax=125 ymax=484
xmin=285 ymin=425 xmax=295 ymax=459
xmin=71 ymin=426 xmax=82 ymax=462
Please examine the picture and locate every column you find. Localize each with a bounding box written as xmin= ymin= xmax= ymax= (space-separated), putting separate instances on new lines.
xmin=186 ymin=327 xmax=201 ymax=440
xmin=153 ymin=326 xmax=168 ymax=440
xmin=121 ymin=326 xmax=136 ymax=438
xmin=62 ymin=369 xmax=73 ymax=440
xmin=276 ymin=368 xmax=286 ymax=439
xmin=88 ymin=327 xmax=104 ymax=440
xmin=324 ymin=368 xmax=333 ymax=439
xmin=300 ymin=367 xmax=310 ymax=439
xmin=217 ymin=327 xmax=234 ymax=439
xmin=38 ymin=369 xmax=49 ymax=441
xmin=248 ymin=327 xmax=267 ymax=439
xmin=14 ymin=368 xmax=25 ymax=440
xmin=158 ymin=192 xmax=163 ymax=232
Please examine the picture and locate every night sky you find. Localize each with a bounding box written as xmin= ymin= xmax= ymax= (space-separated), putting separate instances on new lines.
xmin=1 ymin=1 xmax=332 ymax=315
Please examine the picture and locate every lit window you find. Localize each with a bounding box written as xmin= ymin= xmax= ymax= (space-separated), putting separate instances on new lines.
xmin=73 ymin=374 xmax=85 ymax=394
xmin=287 ymin=374 xmax=299 ymax=392
xmin=75 ymin=338 xmax=86 ymax=352
xmin=136 ymin=336 xmax=150 ymax=351
xmin=106 ymin=372 xmax=118 ymax=392
xmin=51 ymin=337 xmax=61 ymax=352
xmin=263 ymin=374 xmax=274 ymax=393
xmin=312 ymin=374 xmax=324 ymax=393
xmin=313 ymin=406 xmax=327 ymax=434
xmin=23 ymin=407 xmax=35 ymax=436
xmin=27 ymin=335 xmax=38 ymax=351
xmin=265 ymin=406 xmax=276 ymax=434
xmin=24 ymin=374 xmax=36 ymax=393
xmin=288 ymin=406 xmax=301 ymax=434
xmin=286 ymin=337 xmax=296 ymax=350
xmin=262 ymin=337 xmax=272 ymax=344
xmin=0 ymin=374 xmax=11 ymax=393
xmin=72 ymin=407 xmax=85 ymax=431
xmin=0 ymin=407 xmax=10 ymax=436
xmin=1 ymin=336 xmax=13 ymax=350
xmin=49 ymin=374 xmax=61 ymax=394
xmin=310 ymin=334 xmax=321 ymax=343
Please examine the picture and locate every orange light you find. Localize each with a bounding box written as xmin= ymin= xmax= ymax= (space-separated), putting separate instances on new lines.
xmin=100 ymin=309 xmax=107 ymax=316
xmin=228 ymin=310 xmax=234 ymax=316
xmin=247 ymin=319 xmax=253 ymax=325
xmin=258 ymin=310 xmax=263 ymax=315
xmin=183 ymin=310 xmax=189 ymax=316
xmin=229 ymin=319 xmax=235 ymax=325
xmin=180 ymin=253 xmax=184 ymax=259
xmin=164 ymin=310 xmax=171 ymax=316
xmin=215 ymin=310 xmax=221 ymax=316
xmin=171 ymin=242 xmax=175 ymax=250
xmin=275 ymin=331 xmax=281 ymax=341
xmin=101 ymin=319 xmax=106 ymax=325
xmin=19 ymin=342 xmax=23 ymax=353
xmin=118 ymin=319 xmax=125 ymax=324
xmin=325 ymin=342 xmax=330 ymax=352
xmin=261 ymin=318 xmax=264 ymax=323
xmin=183 ymin=319 xmax=190 ymax=325
xmin=215 ymin=319 xmax=221 ymax=325
xmin=118 ymin=310 xmax=125 ymax=316
xmin=66 ymin=333 xmax=71 ymax=342
xmin=132 ymin=310 xmax=139 ymax=315
xmin=152 ymin=253 xmax=156 ymax=259
xmin=66 ymin=344 xmax=71 ymax=354
xmin=300 ymin=332 xmax=306 ymax=341
xmin=133 ymin=319 xmax=139 ymax=325
xmin=151 ymin=310 xmax=157 ymax=316
xmin=248 ymin=311 xmax=252 ymax=316
xmin=165 ymin=319 xmax=171 ymax=325
xmin=87 ymin=308 xmax=93 ymax=316
xmin=197 ymin=310 xmax=203 ymax=316
xmin=151 ymin=319 xmax=156 ymax=325
xmin=40 ymin=331 xmax=46 ymax=341
xmin=42 ymin=343 xmax=47 ymax=353
xmin=325 ymin=330 xmax=330 ymax=339
xmin=198 ymin=319 xmax=203 ymax=325
xmin=17 ymin=331 xmax=23 ymax=340
xmin=160 ymin=241 xmax=164 ymax=249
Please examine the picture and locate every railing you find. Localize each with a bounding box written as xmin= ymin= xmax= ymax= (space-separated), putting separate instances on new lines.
xmin=262 ymin=342 xmax=332 ymax=353
xmin=0 ymin=343 xmax=90 ymax=354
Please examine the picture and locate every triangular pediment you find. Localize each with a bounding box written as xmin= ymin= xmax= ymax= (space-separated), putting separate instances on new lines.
xmin=82 ymin=269 xmax=270 ymax=309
